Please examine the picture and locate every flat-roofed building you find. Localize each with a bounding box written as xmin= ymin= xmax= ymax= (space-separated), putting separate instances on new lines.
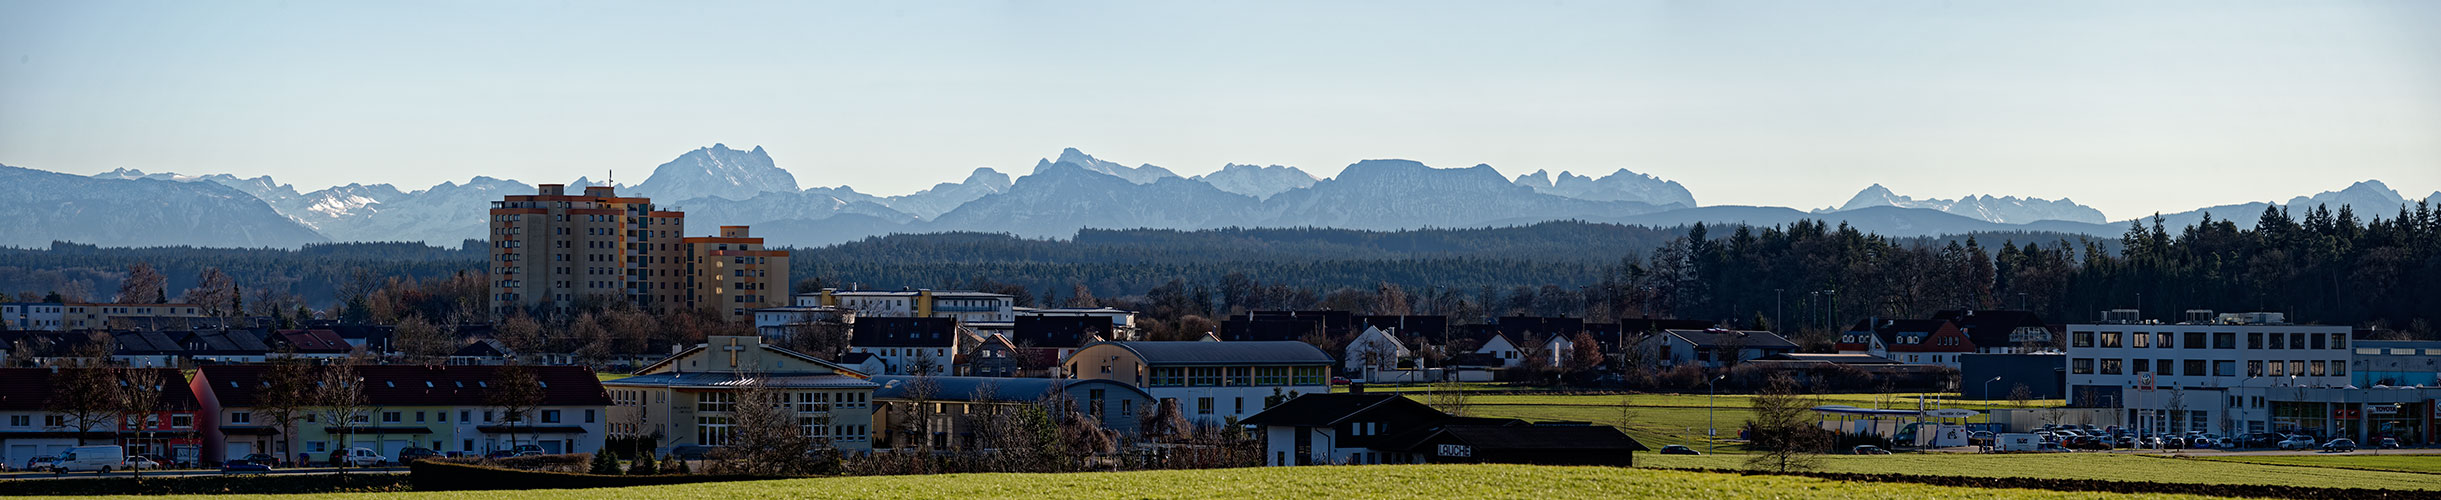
xmin=487 ymin=185 xmax=687 ymax=318
xmin=685 ymin=226 xmax=789 ymax=320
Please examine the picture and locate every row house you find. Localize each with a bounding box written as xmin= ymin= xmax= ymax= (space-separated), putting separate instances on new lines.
xmin=0 ymin=368 xmax=200 ymax=468
xmin=1644 ymin=329 xmax=1798 ymax=369
xmin=1838 ymin=318 xmax=1976 ymax=367
xmin=1243 ymin=393 xmax=1647 ymax=467
xmin=847 ymin=317 xmax=969 ymax=376
xmin=1063 ymin=341 xmax=1334 ymax=425
xmin=867 ymin=375 xmax=1150 ymax=450
xmin=191 ymin=364 xmax=611 ymax=464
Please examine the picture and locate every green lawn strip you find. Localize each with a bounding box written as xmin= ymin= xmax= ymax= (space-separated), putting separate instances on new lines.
xmin=65 ymin=464 xmax=2233 ymax=500
xmin=1640 ymin=453 xmax=2441 ymax=491
xmin=593 ymin=372 xmax=630 ymax=382
xmin=2189 ymin=454 xmax=2441 ymax=475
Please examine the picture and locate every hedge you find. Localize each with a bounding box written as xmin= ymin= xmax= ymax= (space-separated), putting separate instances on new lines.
xmin=407 ymin=460 xmax=780 ymax=491
xmin=1685 ymin=468 xmax=2441 ymax=500
xmin=0 ymin=472 xmax=412 ymax=496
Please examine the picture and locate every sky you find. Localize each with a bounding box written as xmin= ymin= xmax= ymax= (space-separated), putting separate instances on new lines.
xmin=2 ymin=1 xmax=2437 ymax=220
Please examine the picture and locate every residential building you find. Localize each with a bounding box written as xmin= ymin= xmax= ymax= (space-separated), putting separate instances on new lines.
xmin=1343 ymin=326 xmax=1412 ymax=374
xmin=486 ymin=184 xmax=689 ymax=318
xmin=1838 ymin=318 xmax=1975 ymax=367
xmin=1063 ymin=341 xmax=1334 ymax=425
xmin=848 ymin=317 xmax=968 ymax=376
xmin=961 ymin=334 xmax=1020 ymax=377
xmin=1447 ymin=328 xmax=1522 ymax=368
xmin=867 ymin=375 xmax=1150 ymax=450
xmin=192 ymin=364 xmax=611 ymax=464
xmin=2062 ymin=310 xmax=2353 ymax=437
xmin=0 ymin=303 xmax=65 ymax=331
xmin=684 ymin=226 xmax=789 ymax=320
xmin=1645 ymin=329 xmax=1798 ymax=368
xmin=1958 ymin=353 xmax=2067 ymax=400
xmin=1007 ymin=316 xmax=1113 ymax=377
xmin=752 ymin=305 xmax=854 ymax=341
xmin=802 ymin=289 xmax=1015 ymax=325
xmin=1935 ymin=309 xmax=2060 ymax=353
xmin=1015 ymin=307 xmax=1138 ymax=339
xmin=1242 ymin=393 xmax=1646 ymax=467
xmin=60 ymin=303 xmax=206 ymax=331
xmin=600 ymin=335 xmax=877 ymax=455
xmin=0 ymin=368 xmax=199 ymax=467
xmin=268 ymin=329 xmax=355 ymax=358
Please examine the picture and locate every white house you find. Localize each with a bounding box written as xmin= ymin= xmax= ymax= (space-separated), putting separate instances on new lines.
xmin=1064 ymin=341 xmax=1334 ymax=425
xmin=1343 ymin=326 xmax=1412 ymax=373
xmin=0 ymin=303 xmax=65 ymax=331
xmin=1646 ymin=329 xmax=1799 ymax=368
xmin=846 ymin=317 xmax=968 ymax=376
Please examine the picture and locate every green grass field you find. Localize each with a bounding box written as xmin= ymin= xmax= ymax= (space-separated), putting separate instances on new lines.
xmin=1436 ymin=392 xmax=2062 ymax=453
xmin=62 ymin=464 xmax=2231 ymax=500
xmin=1640 ymin=453 xmax=2441 ymax=491
xmin=594 ymin=372 xmax=630 ymax=381
xmin=2194 ymin=454 xmax=2441 ymax=475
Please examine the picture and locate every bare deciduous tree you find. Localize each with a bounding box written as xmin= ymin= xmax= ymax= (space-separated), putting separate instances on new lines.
xmin=1745 ymin=373 xmax=1826 ymax=473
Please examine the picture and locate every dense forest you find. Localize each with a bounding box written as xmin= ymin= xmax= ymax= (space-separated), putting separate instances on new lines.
xmin=2 ymin=209 xmax=2432 ymax=341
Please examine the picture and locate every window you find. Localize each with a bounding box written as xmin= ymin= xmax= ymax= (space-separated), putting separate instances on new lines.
xmin=415 ymin=411 xmax=426 ymax=423
xmin=2330 ymin=361 xmax=2346 ymax=376
xmin=697 ymin=416 xmax=733 ymax=446
xmin=461 ymin=410 xmax=472 ymax=422
xmin=2099 ymin=358 xmax=2122 ymax=375
xmin=1197 ymin=397 xmax=1214 ymax=415
xmin=2098 ymin=332 xmax=2121 ymax=348
xmin=2184 ymin=332 xmax=2205 ymax=349
xmin=2214 ymin=333 xmax=2236 ymax=349
xmin=2288 ymin=360 xmax=2304 ymax=376
xmin=2214 ymin=360 xmax=2237 ymax=377
xmin=1234 ymin=397 xmax=1244 ymax=414
xmin=2290 ymin=334 xmax=2306 ymax=350
xmin=1293 ymin=366 xmax=1327 ymax=386
xmin=171 ymin=415 xmax=192 ymax=428
xmin=2331 ymin=334 xmax=2346 ymax=350
xmin=2249 ymin=332 xmax=2263 ymax=349
xmin=2268 ymin=361 xmax=2286 ymax=376
xmin=698 ymin=392 xmax=736 ymax=412
xmin=2309 ymin=361 xmax=2326 ymax=376
xmin=2072 ymin=332 xmax=2094 ymax=348
xmin=1226 ymin=367 xmax=1252 ymax=386
xmin=2185 ymin=360 xmax=2206 ymax=377
xmin=382 ymin=411 xmax=402 ymax=423
xmin=2156 ymin=332 xmax=2173 ymax=349
xmin=2132 ymin=359 xmax=2150 ymax=375
xmin=2310 ymin=334 xmax=2326 ymax=350
xmin=2268 ymin=333 xmax=2285 ymax=350
xmin=584 ymin=410 xmax=596 ymax=423
xmin=2156 ymin=359 xmax=2173 ymax=376
xmin=2246 ymin=360 xmax=2263 ymax=376
xmin=229 ymin=412 xmax=251 ymax=424
xmin=543 ymin=410 xmax=562 ymax=423
xmin=2072 ymin=358 xmax=2093 ymax=374
xmin=2131 ymin=333 xmax=2149 ymax=348
xmin=8 ymin=415 xmax=26 ymax=427
xmin=1188 ymin=367 xmax=1223 ymax=386
xmin=1149 ymin=367 xmax=1186 ymax=387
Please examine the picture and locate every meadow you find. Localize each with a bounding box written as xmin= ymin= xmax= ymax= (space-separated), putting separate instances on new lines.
xmin=59 ymin=464 xmax=2235 ymax=500
xmin=1639 ymin=453 xmax=2441 ymax=491
xmin=2193 ymin=454 xmax=2441 ymax=475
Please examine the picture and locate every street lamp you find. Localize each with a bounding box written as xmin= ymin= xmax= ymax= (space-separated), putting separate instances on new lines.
xmin=1708 ymin=374 xmax=1727 ymax=454
xmin=1983 ymin=376 xmax=2003 ymax=404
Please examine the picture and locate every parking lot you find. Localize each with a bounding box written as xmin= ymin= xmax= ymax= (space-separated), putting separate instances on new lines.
xmin=0 ymin=466 xmax=407 ymax=480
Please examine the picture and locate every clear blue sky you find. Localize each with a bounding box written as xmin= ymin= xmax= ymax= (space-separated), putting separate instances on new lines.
xmin=3 ymin=1 xmax=2436 ymax=219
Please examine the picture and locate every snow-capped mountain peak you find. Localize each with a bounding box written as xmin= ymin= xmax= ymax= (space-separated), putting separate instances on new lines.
xmin=1192 ymin=163 xmax=1317 ymax=200
xmin=632 ymin=143 xmax=799 ymax=202
xmin=1829 ymin=184 xmax=2105 ymax=224
xmin=1035 ymin=148 xmax=1179 ymax=184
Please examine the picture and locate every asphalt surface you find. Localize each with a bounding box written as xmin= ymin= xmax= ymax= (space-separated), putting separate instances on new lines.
xmin=0 ymin=466 xmax=407 ymax=480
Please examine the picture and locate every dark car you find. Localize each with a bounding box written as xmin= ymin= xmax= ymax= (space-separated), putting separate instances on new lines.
xmin=670 ymin=445 xmax=724 ymax=461
xmin=396 ymin=447 xmax=442 ymax=463
xmin=483 ymin=450 xmax=519 ymax=459
xmin=2376 ymin=438 xmax=2403 ymax=449
xmin=221 ymin=462 xmax=270 ymax=473
xmin=1850 ymin=445 xmax=1892 ymax=455
xmin=2322 ymin=438 xmax=2358 ymax=453
xmin=1657 ymin=445 xmax=1700 ymax=455
xmin=231 ymin=453 xmax=280 ymax=468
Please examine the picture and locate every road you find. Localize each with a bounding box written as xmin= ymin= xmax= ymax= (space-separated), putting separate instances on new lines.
xmin=0 ymin=466 xmax=407 ymax=480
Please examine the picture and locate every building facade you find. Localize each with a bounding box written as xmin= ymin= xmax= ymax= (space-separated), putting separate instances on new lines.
xmin=803 ymin=289 xmax=1015 ymax=325
xmin=684 ymin=226 xmax=789 ymax=320
xmin=1063 ymin=341 xmax=1334 ymax=425
xmin=191 ymin=364 xmax=611 ymax=464
xmin=600 ymin=335 xmax=877 ymax=455
xmin=0 ymin=303 xmax=65 ymax=331
xmin=2062 ymin=311 xmax=2353 ymax=437
xmin=487 ymin=185 xmax=688 ymax=318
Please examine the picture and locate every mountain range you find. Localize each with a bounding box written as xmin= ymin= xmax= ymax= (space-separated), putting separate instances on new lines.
xmin=9 ymin=146 xmax=2432 ymax=248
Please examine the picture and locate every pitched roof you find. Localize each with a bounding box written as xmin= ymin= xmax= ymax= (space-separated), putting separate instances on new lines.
xmin=0 ymin=368 xmax=197 ymax=411
xmin=1239 ymin=393 xmax=1443 ymax=427
xmin=1011 ymin=316 xmax=1112 ymax=348
xmin=604 ymin=371 xmax=877 ymax=390
xmin=1356 ymin=315 xmax=1447 ymax=340
xmin=1664 ymin=329 xmax=1797 ymax=350
xmin=1091 ymin=341 xmax=1333 ymax=366
xmin=185 ymin=329 xmax=272 ymax=354
xmin=274 ymin=330 xmax=351 ymax=353
xmin=112 ymin=330 xmax=185 ymax=354
xmin=850 ymin=317 xmax=961 ymax=348
xmin=1756 ymin=353 xmax=1902 ymax=365
xmin=196 ymin=364 xmax=610 ymax=407
xmin=1935 ymin=309 xmax=2053 ymax=347
xmin=1220 ymin=317 xmax=1324 ymax=342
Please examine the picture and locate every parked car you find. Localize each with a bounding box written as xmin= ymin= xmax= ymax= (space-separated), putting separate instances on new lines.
xmin=232 ymin=453 xmax=280 ymax=468
xmin=24 ymin=456 xmax=57 ymax=472
xmin=2242 ymin=433 xmax=2284 ymax=448
xmin=54 ymin=445 xmax=125 ymax=473
xmin=670 ymin=445 xmax=723 ymax=460
xmin=1850 ymin=445 xmax=1892 ymax=455
xmin=120 ymin=456 xmax=160 ymax=470
xmin=1658 ymin=445 xmax=1700 ymax=455
xmin=396 ymin=447 xmax=441 ymax=463
xmin=511 ymin=444 xmax=545 ymax=455
xmin=2277 ymin=435 xmax=2319 ymax=450
xmin=2376 ymin=438 xmax=2403 ymax=449
xmin=221 ymin=462 xmax=270 ymax=473
xmin=2321 ymin=438 xmax=2358 ymax=453
xmin=482 ymin=450 xmax=518 ymax=459
xmin=1967 ymin=431 xmax=1995 ymax=446
xmin=330 ymin=447 xmax=387 ymax=467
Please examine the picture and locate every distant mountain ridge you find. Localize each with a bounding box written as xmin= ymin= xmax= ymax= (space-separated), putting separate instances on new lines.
xmin=24 ymin=147 xmax=2432 ymax=248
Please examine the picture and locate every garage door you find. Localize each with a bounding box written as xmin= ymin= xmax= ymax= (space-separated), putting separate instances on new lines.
xmin=6 ymin=444 xmax=32 ymax=468
xmin=382 ymin=440 xmax=412 ymax=458
xmin=226 ymin=443 xmax=252 ymax=459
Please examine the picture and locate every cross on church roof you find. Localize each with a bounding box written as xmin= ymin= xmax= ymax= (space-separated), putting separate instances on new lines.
xmin=723 ymin=337 xmax=747 ymax=368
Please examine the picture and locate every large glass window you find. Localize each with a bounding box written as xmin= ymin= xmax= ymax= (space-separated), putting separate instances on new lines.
xmin=2184 ymin=332 xmax=2206 ymax=349
xmin=2100 ymin=359 xmax=2123 ymax=375
xmin=1254 ymin=367 xmax=1290 ymax=386
xmin=1188 ymin=367 xmax=1223 ymax=386
xmin=697 ymin=392 xmax=735 ymax=413
xmin=1293 ymin=366 xmax=1327 ymax=386
xmin=2131 ymin=333 xmax=2150 ymax=348
xmin=1225 ymin=367 xmax=1252 ymax=387
xmin=1149 ymin=367 xmax=1186 ymax=387
xmin=2185 ymin=359 xmax=2207 ymax=376
xmin=2072 ymin=358 xmax=2093 ymax=374
xmin=2214 ymin=333 xmax=2237 ymax=349
xmin=2073 ymin=332 xmax=2094 ymax=348
xmin=2099 ymin=332 xmax=2121 ymax=348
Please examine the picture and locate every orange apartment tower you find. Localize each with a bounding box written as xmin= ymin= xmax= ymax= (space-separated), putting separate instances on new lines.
xmin=487 ymin=185 xmax=690 ymax=318
xmin=684 ymin=226 xmax=790 ymax=320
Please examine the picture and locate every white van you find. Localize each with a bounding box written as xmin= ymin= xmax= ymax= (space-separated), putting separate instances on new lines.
xmin=54 ymin=445 xmax=125 ymax=473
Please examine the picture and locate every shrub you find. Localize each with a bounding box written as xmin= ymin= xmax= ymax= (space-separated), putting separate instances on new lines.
xmin=0 ymin=473 xmax=411 ymax=495
xmin=407 ymin=460 xmax=771 ymax=492
xmin=486 ymin=452 xmax=592 ymax=472
xmin=590 ymin=450 xmax=623 ymax=475
xmin=627 ymin=454 xmax=661 ymax=475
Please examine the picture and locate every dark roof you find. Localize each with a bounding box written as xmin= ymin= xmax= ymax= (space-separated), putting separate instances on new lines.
xmin=185 ymin=329 xmax=272 ymax=354
xmin=850 ymin=317 xmax=961 ymax=348
xmin=113 ymin=330 xmax=185 ymax=354
xmin=1664 ymin=329 xmax=1798 ymax=350
xmin=1409 ymin=424 xmax=1648 ymax=452
xmin=837 ymin=352 xmax=877 ymax=364
xmin=1615 ymin=318 xmax=1716 ymax=333
xmin=1756 ymin=353 xmax=1902 ymax=365
xmin=196 ymin=364 xmax=610 ymax=407
xmin=1490 ymin=316 xmax=1586 ymax=340
xmin=1935 ymin=309 xmax=2053 ymax=347
xmin=452 ymin=339 xmax=507 ymax=357
xmin=1011 ymin=316 xmax=1111 ymax=348
xmin=1244 ymin=311 xmax=1355 ymax=337
xmin=867 ymin=375 xmax=1148 ymax=403
xmin=1220 ymin=317 xmax=1323 ymax=342
xmin=1356 ymin=316 xmax=1447 ymax=340
xmin=1239 ymin=393 xmax=1442 ymax=427
xmin=1092 ymin=341 xmax=1333 ymax=366
xmin=274 ymin=330 xmax=352 ymax=353
xmin=0 ymin=368 xmax=197 ymax=411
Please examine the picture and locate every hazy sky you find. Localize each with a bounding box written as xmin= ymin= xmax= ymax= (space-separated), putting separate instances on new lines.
xmin=4 ymin=1 xmax=2437 ymax=220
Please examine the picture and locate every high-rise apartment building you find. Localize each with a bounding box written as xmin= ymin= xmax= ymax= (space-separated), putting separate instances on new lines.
xmin=488 ymin=185 xmax=689 ymax=318
xmin=685 ymin=226 xmax=789 ymax=320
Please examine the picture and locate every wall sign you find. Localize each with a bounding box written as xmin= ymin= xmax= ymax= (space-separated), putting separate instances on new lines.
xmin=1437 ymin=444 xmax=1472 ymax=457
